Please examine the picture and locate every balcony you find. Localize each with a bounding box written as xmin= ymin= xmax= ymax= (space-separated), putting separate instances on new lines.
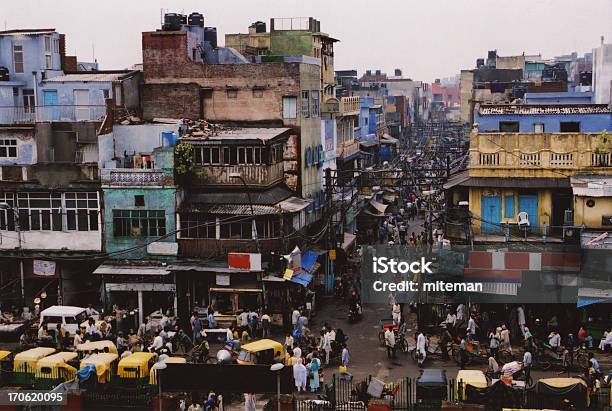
xmin=0 ymin=105 xmax=107 ymax=124
xmin=469 ymin=132 xmax=612 ymax=177
xmin=337 ymin=139 xmax=360 ymax=160
xmin=339 ymin=96 xmax=360 ymax=116
xmin=196 ymin=163 xmax=284 ymax=187
xmin=101 ymin=168 xmax=172 ymax=186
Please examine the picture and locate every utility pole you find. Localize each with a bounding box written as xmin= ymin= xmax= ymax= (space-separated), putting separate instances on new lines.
xmin=325 ymin=168 xmax=334 ymax=294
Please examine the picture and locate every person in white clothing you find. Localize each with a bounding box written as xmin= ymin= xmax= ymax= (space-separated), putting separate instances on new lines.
xmin=149 ymin=333 xmax=164 ymax=352
xmin=392 ymin=303 xmax=401 ymax=325
xmin=548 ymin=331 xmax=561 ymax=351
xmin=416 ymin=332 xmax=427 ymax=367
xmin=517 ymin=305 xmax=526 ymax=337
xmin=598 ymin=328 xmax=612 ymax=351
xmin=319 ymin=329 xmax=331 ymax=364
xmin=292 ymin=309 xmax=300 ymax=330
xmin=466 ymin=315 xmax=477 ymax=341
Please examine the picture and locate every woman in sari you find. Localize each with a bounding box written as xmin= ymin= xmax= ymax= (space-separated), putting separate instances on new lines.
xmin=308 ymin=352 xmax=321 ymax=392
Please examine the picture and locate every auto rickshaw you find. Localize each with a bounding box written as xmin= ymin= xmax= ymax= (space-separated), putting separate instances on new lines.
xmin=34 ymin=351 xmax=78 ymax=389
xmin=0 ymin=350 xmax=13 ymax=386
xmin=79 ymin=352 xmax=119 ymax=384
xmin=149 ymin=356 xmax=186 ymax=385
xmin=76 ymin=340 xmax=118 ymax=359
xmin=237 ymin=339 xmax=285 ymax=365
xmin=536 ymin=377 xmax=589 ymax=409
xmin=118 ymin=352 xmax=157 ymax=383
xmin=455 ymin=369 xmax=488 ymax=402
xmin=12 ymin=347 xmax=56 ymax=385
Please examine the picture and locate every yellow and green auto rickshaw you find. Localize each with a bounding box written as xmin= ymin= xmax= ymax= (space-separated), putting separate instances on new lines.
xmin=79 ymin=352 xmax=119 ymax=384
xmin=237 ymin=339 xmax=284 ymax=365
xmin=34 ymin=351 xmax=78 ymax=389
xmin=76 ymin=340 xmax=118 ymax=359
xmin=149 ymin=356 xmax=187 ymax=385
xmin=118 ymin=352 xmax=157 ymax=383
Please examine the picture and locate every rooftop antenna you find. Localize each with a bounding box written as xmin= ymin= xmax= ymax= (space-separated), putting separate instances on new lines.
xmin=92 ymin=43 xmax=95 ymax=62
xmin=160 ymin=8 xmax=163 ymax=25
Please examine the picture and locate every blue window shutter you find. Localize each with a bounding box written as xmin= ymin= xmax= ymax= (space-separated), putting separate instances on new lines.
xmin=313 ymin=145 xmax=319 ymax=164
xmin=504 ymin=194 xmax=515 ymax=218
xmin=305 ymin=147 xmax=311 ymax=166
xmin=319 ymin=145 xmax=325 ymax=164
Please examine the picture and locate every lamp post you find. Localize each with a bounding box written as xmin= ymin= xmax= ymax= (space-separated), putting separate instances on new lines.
xmin=0 ymin=202 xmax=25 ymax=306
xmin=229 ymin=173 xmax=261 ymax=253
xmin=270 ymin=363 xmax=284 ymax=411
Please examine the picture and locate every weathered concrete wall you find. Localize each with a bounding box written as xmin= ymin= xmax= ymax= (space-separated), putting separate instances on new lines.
xmin=574 ymin=195 xmax=612 ymax=228
xmin=103 ymin=187 xmax=177 ymax=260
xmin=460 ymin=70 xmax=474 ymax=124
xmin=496 ymin=55 xmax=525 ymax=70
xmin=0 ymin=126 xmax=36 ymax=165
xmin=593 ymin=43 xmax=612 ymax=105
xmin=270 ymin=31 xmax=313 ymax=56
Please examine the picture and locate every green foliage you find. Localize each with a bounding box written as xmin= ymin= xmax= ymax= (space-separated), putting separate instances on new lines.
xmin=594 ymin=130 xmax=611 ymax=154
xmin=174 ymin=142 xmax=195 ymax=176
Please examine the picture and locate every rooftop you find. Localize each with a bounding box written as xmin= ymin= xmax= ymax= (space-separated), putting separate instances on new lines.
xmin=43 ymin=71 xmax=139 ymax=83
xmin=478 ymin=104 xmax=612 ymax=115
xmin=0 ymin=28 xmax=56 ymax=36
xmin=183 ymin=127 xmax=291 ymax=143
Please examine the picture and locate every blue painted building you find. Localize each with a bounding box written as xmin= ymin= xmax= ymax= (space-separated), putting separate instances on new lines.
xmin=523 ymin=91 xmax=593 ymax=105
xmin=0 ymin=29 xmax=64 ymax=119
xmin=357 ymin=96 xmax=384 ymax=140
xmin=475 ymin=104 xmax=612 ymax=133
xmin=99 ymin=123 xmax=182 ymax=260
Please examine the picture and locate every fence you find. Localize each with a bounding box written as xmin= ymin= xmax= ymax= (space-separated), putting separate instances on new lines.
xmin=0 ymin=105 xmax=107 ymax=123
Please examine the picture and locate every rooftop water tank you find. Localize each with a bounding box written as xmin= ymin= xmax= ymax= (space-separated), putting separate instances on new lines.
xmin=163 ymin=13 xmax=183 ymax=31
xmin=188 ymin=12 xmax=204 ymax=27
xmin=204 ymin=27 xmax=217 ymax=48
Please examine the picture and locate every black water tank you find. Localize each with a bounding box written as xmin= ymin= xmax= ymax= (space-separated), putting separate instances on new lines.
xmin=164 ymin=13 xmax=182 ymax=30
xmin=188 ymin=12 xmax=204 ymax=27
xmin=254 ymin=21 xmax=266 ymax=33
xmin=0 ymin=67 xmax=9 ymax=81
xmin=204 ymin=27 xmax=217 ymax=48
xmin=180 ymin=14 xmax=187 ymax=25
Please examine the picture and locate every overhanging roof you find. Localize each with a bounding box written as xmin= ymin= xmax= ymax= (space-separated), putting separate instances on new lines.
xmin=183 ymin=128 xmax=291 ymax=144
xmin=93 ymin=265 xmax=170 ymax=276
xmin=187 ymin=185 xmax=293 ymax=206
xmin=458 ymin=176 xmax=570 ymax=188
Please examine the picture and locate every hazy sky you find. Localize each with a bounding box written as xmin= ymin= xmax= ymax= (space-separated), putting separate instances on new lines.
xmin=3 ymin=0 xmax=612 ymax=81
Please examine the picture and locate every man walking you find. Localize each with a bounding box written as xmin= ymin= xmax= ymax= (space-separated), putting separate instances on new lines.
xmin=384 ymin=327 xmax=396 ymax=359
xmin=416 ymin=331 xmax=427 ymax=368
xmin=523 ymin=349 xmax=532 ymax=383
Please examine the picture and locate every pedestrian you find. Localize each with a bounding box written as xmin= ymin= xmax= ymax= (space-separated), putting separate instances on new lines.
xmin=416 ymin=331 xmax=427 ymax=367
xmin=517 ymin=305 xmax=526 ymax=338
xmin=385 ymin=326 xmax=396 ymax=359
xmin=308 ymin=352 xmax=321 ymax=392
xmin=116 ymin=331 xmax=127 ymax=354
xmin=73 ymin=329 xmax=83 ymax=348
xmin=599 ymin=328 xmax=612 ymax=352
xmin=293 ymin=358 xmax=308 ymax=392
xmin=285 ymin=333 xmax=294 ymax=353
xmin=459 ymin=335 xmax=468 ymax=370
xmin=456 ymin=303 xmax=466 ymax=328
xmin=319 ymin=329 xmax=331 ymax=365
xmin=440 ymin=325 xmax=453 ymax=361
xmin=192 ymin=315 xmax=202 ymax=344
xmin=445 ymin=310 xmax=457 ymax=336
xmin=392 ymin=303 xmax=401 ymax=325
xmin=244 ymin=393 xmax=256 ymax=411
xmin=207 ymin=310 xmax=217 ymax=329
xmin=489 ymin=328 xmax=500 ymax=360
xmin=239 ymin=310 xmax=249 ymax=333
xmin=548 ymin=330 xmax=561 ymax=352
xmin=523 ymin=349 xmax=532 ymax=382
xmin=466 ymin=314 xmax=477 ymax=341
xmin=500 ymin=324 xmax=511 ymax=353
xmin=261 ymin=312 xmax=271 ymax=338
xmin=292 ymin=308 xmax=300 ymax=331
xmin=148 ymin=331 xmax=164 ymax=353
xmin=138 ymin=318 xmax=149 ymax=340
xmin=86 ymin=304 xmax=99 ymax=318
xmin=487 ymin=356 xmax=500 ymax=378
xmin=341 ymin=344 xmax=350 ymax=368
xmin=588 ymin=352 xmax=600 ymax=378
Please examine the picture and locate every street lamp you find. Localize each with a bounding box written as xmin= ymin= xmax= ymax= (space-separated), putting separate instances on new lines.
xmin=269 ymin=363 xmax=284 ymax=411
xmin=228 ymin=173 xmax=261 ymax=253
xmin=0 ymin=202 xmax=25 ymax=305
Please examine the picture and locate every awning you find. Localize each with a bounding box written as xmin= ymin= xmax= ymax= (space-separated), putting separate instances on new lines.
xmin=301 ymin=251 xmax=320 ymax=272
xmin=480 ymin=282 xmax=519 ymax=296
xmin=577 ymin=287 xmax=612 ymax=307
xmin=458 ymin=177 xmax=570 ymax=188
xmin=278 ymin=197 xmax=311 ymax=213
xmin=443 ymin=170 xmax=470 ymax=190
xmin=369 ymin=200 xmax=389 ymax=214
xmin=360 ymin=140 xmax=378 ymax=148
xmin=290 ymin=271 xmax=314 ymax=287
xmin=380 ymin=134 xmax=399 ymax=145
xmin=168 ymin=264 xmax=261 ymax=274
xmin=93 ymin=265 xmax=170 ymax=276
xmin=343 ymin=150 xmax=372 ymax=161
xmin=342 ymin=233 xmax=357 ymax=252
xmin=209 ymin=287 xmax=263 ymax=293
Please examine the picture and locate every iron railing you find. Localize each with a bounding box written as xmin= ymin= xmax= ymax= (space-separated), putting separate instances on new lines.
xmin=0 ymin=105 xmax=107 ymax=123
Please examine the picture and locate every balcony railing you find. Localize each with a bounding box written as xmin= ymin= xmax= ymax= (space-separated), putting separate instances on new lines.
xmin=337 ymin=139 xmax=360 ymax=159
xmin=339 ymin=96 xmax=360 ymax=116
xmin=470 ymin=132 xmax=612 ymax=171
xmin=196 ymin=163 xmax=284 ymax=187
xmin=101 ymin=169 xmax=171 ymax=186
xmin=0 ymin=105 xmax=107 ymax=124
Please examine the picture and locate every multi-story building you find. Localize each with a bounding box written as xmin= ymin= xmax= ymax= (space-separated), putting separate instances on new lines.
xmin=463 ymin=104 xmax=612 ymax=238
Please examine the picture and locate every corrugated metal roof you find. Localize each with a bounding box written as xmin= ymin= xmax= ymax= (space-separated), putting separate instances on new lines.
xmin=44 ymin=72 xmax=134 ymax=83
xmin=188 ymin=185 xmax=293 ymax=206
xmin=479 ymin=104 xmax=612 ymax=115
xmin=0 ymin=29 xmax=55 ymax=36
xmin=93 ymin=265 xmax=170 ymax=276
xmin=278 ymin=196 xmax=310 ymax=212
xmin=196 ymin=204 xmax=279 ymax=215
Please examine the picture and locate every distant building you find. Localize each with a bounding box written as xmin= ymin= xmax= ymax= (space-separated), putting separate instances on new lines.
xmin=593 ymin=41 xmax=612 ymax=105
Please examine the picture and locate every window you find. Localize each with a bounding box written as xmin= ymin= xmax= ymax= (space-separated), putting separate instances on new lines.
xmin=113 ymin=209 xmax=166 ymax=237
xmin=134 ymin=195 xmax=145 ymax=207
xmin=114 ymin=84 xmax=122 ymax=107
xmin=235 ymin=146 xmax=262 ymax=165
xmin=282 ymin=96 xmax=297 ymax=119
xmin=53 ymin=38 xmax=60 ymax=53
xmin=301 ymin=91 xmax=310 ymax=117
xmin=504 ymin=194 xmax=515 ymax=218
xmin=311 ymin=91 xmax=319 ymax=117
xmin=220 ymin=217 xmax=253 ymax=239
xmin=23 ymin=89 xmax=35 ymax=113
xmin=499 ymin=121 xmax=519 ymax=132
xmin=17 ymin=192 xmax=62 ymax=231
xmin=45 ymin=54 xmax=52 ymax=69
xmin=180 ymin=213 xmax=216 ymax=238
xmin=13 ymin=45 xmax=24 ymax=73
xmin=255 ymin=216 xmax=281 ymax=239
xmin=44 ymin=37 xmax=52 ymax=53
xmin=253 ymin=89 xmax=263 ymax=98
xmin=102 ymin=89 xmax=110 ymax=99
xmin=0 ymin=193 xmax=16 ymax=231
xmin=194 ymin=146 xmax=222 ymax=165
xmin=560 ymin=122 xmax=580 ymax=132
xmin=534 ymin=123 xmax=544 ymax=133
xmin=0 ymin=139 xmax=17 ymax=158
xmin=227 ymin=89 xmax=238 ymax=99
xmin=65 ymin=192 xmax=99 ymax=231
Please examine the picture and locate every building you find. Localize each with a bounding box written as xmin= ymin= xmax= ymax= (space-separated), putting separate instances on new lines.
xmin=462 ymin=104 xmax=612 ymax=238
xmin=592 ymin=41 xmax=612 ymax=105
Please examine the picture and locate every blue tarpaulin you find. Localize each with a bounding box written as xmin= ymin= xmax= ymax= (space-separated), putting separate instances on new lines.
xmin=577 ymin=296 xmax=612 ymax=308
xmin=290 ymin=271 xmax=313 ymax=287
xmin=301 ymin=251 xmax=319 ymax=273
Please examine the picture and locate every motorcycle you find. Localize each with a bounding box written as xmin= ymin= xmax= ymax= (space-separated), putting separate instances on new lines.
xmin=348 ymin=304 xmax=362 ymax=323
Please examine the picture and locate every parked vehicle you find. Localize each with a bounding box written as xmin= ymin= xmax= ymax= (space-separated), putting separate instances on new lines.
xmin=237 ymin=339 xmax=284 ymax=366
xmin=416 ymin=368 xmax=447 ymax=407
xmin=12 ymin=347 xmax=56 ymax=385
xmin=79 ymin=353 xmax=119 ymax=384
xmin=40 ymin=306 xmax=88 ymax=337
xmin=34 ymin=351 xmax=78 ymax=389
xmin=118 ymin=352 xmax=157 ymax=382
xmin=149 ymin=356 xmax=186 ymax=385
xmin=536 ymin=377 xmax=589 ymax=409
xmin=454 ymin=340 xmax=512 ymax=366
xmin=76 ymin=340 xmax=118 ymax=359
xmin=455 ymin=370 xmax=488 ymax=402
